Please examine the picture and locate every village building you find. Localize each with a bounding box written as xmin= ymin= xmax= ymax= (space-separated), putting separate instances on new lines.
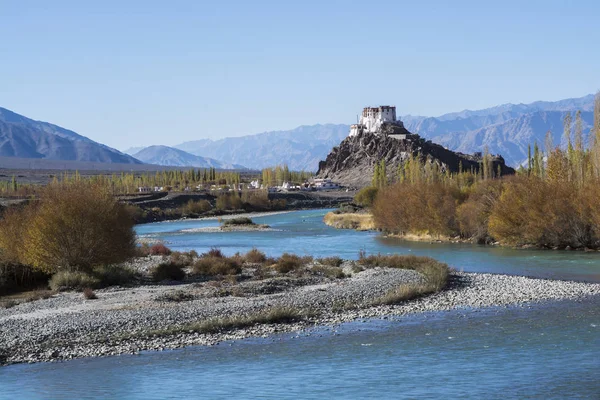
xmin=311 ymin=178 xmax=340 ymax=190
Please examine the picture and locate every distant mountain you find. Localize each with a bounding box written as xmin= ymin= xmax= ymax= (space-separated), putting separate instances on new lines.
xmin=132 ymin=145 xmax=246 ymax=169
xmin=402 ymin=94 xmax=596 ymax=166
xmin=123 ymin=146 xmax=145 ymax=156
xmin=175 ymin=124 xmax=350 ymax=171
xmin=0 ymin=107 xmax=141 ymax=164
xmin=127 ymin=94 xmax=595 ymax=171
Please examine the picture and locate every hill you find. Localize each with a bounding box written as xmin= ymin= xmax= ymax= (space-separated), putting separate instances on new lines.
xmin=0 ymin=107 xmax=141 ymax=164
xmin=132 ymin=145 xmax=246 ymax=169
xmin=317 ymin=130 xmax=514 ymax=188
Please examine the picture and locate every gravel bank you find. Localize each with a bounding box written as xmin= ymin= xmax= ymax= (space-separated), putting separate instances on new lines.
xmin=1 ymin=267 xmax=599 ymax=366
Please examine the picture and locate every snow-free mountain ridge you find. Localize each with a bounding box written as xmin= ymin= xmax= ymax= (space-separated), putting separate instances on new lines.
xmin=132 ymin=145 xmax=246 ymax=170
xmin=0 ymin=107 xmax=141 ymax=164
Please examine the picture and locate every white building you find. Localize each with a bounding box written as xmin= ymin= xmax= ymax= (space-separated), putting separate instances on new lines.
xmin=312 ymin=178 xmax=340 ymax=190
xmin=349 ymin=105 xmax=402 ymax=136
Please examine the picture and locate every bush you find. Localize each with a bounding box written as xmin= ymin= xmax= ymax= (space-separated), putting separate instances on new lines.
xmin=1 ymin=181 xmax=137 ymax=274
xmin=354 ymin=186 xmax=379 ymax=207
xmin=0 ymin=262 xmax=49 ymax=296
xmin=83 ymin=288 xmax=98 ymax=300
xmin=150 ymin=262 xmax=186 ymax=282
xmin=372 ymin=181 xmax=460 ymax=237
xmin=148 ymin=243 xmax=172 ymax=256
xmin=316 ymin=256 xmax=343 ymax=267
xmin=49 ymin=271 xmax=100 ymax=291
xmin=184 ymin=199 xmax=212 ymax=215
xmin=274 ymin=253 xmax=311 ymax=273
xmin=93 ymin=264 xmax=138 ymax=287
xmin=202 ymin=248 xmax=225 ymax=258
xmin=216 ymin=193 xmax=243 ymax=211
xmin=312 ymin=265 xmax=347 ymax=279
xmin=244 ymin=248 xmax=267 ymax=264
xmin=241 ymin=190 xmax=270 ymax=210
xmin=222 ymin=217 xmax=254 ymax=226
xmin=192 ymin=256 xmax=242 ymax=276
xmin=155 ymin=290 xmax=195 ymax=302
xmin=168 ymin=251 xmax=196 ymax=268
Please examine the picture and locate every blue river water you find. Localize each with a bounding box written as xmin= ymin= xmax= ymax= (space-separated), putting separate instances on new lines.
xmin=1 ymin=209 xmax=599 ymax=399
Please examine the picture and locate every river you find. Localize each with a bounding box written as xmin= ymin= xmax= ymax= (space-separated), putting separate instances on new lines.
xmin=1 ymin=209 xmax=599 ymax=399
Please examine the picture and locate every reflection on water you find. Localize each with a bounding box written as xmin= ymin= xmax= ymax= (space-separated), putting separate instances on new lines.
xmin=135 ymin=209 xmax=600 ymax=282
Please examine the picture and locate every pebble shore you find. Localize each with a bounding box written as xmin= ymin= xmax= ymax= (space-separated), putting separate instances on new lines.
xmin=1 ymin=264 xmax=599 ymax=366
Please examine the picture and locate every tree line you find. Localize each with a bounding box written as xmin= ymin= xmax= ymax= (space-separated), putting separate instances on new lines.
xmin=370 ymin=92 xmax=600 ymax=249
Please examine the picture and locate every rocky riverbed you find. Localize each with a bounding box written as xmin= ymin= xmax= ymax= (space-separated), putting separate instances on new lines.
xmin=1 ymin=260 xmax=599 ymax=366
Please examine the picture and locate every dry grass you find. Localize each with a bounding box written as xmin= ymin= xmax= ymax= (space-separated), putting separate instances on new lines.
xmin=359 ymin=253 xmax=450 ymax=297
xmin=311 ymin=265 xmax=347 ymax=279
xmin=323 ymin=212 xmax=375 ymax=231
xmin=155 ymin=290 xmax=195 ymax=302
xmin=147 ymin=307 xmax=307 ymax=337
xmin=49 ymin=271 xmax=100 ymax=291
xmin=316 ymin=256 xmax=343 ymax=267
xmin=372 ymin=284 xmax=430 ymax=306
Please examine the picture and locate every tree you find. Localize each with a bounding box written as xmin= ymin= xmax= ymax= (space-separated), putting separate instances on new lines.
xmin=19 ymin=181 xmax=137 ymax=273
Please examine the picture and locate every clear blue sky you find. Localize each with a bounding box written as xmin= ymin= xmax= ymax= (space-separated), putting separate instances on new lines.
xmin=1 ymin=0 xmax=598 ymax=150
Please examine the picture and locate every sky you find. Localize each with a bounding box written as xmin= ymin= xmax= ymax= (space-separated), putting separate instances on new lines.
xmin=1 ymin=0 xmax=599 ymax=150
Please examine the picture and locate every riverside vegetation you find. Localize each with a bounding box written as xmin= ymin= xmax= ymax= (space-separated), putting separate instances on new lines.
xmin=0 ymin=178 xmax=447 ymax=312
xmin=345 ymin=93 xmax=600 ymax=250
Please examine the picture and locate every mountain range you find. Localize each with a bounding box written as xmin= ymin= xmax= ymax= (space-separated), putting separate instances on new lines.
xmin=128 ymin=94 xmax=594 ymax=170
xmin=0 ymin=107 xmax=140 ymax=164
xmin=131 ymin=145 xmax=246 ymax=169
xmin=2 ymin=93 xmax=595 ymax=171
xmin=401 ymin=94 xmax=595 ymax=166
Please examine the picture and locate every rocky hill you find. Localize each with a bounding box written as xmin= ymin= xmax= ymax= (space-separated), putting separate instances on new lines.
xmin=0 ymin=107 xmax=141 ymax=164
xmin=316 ymin=129 xmax=514 ymax=188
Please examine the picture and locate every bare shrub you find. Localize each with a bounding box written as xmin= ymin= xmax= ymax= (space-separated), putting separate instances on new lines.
xmin=169 ymin=252 xmax=195 ymax=267
xmin=316 ymin=256 xmax=343 ymax=267
xmin=244 ymin=248 xmax=267 ymax=264
xmin=216 ymin=193 xmax=243 ymax=211
xmin=192 ymin=256 xmax=242 ymax=277
xmin=150 ymin=262 xmax=186 ymax=282
xmin=202 ymin=248 xmax=224 ymax=258
xmin=148 ymin=243 xmax=172 ymax=256
xmin=83 ymin=288 xmax=98 ymax=300
xmin=274 ymin=253 xmax=310 ymax=273
xmin=184 ymin=199 xmax=212 ymax=215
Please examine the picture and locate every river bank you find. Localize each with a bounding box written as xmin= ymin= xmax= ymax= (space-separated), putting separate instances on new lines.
xmin=131 ymin=191 xmax=354 ymax=224
xmin=1 ymin=256 xmax=598 ymax=366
